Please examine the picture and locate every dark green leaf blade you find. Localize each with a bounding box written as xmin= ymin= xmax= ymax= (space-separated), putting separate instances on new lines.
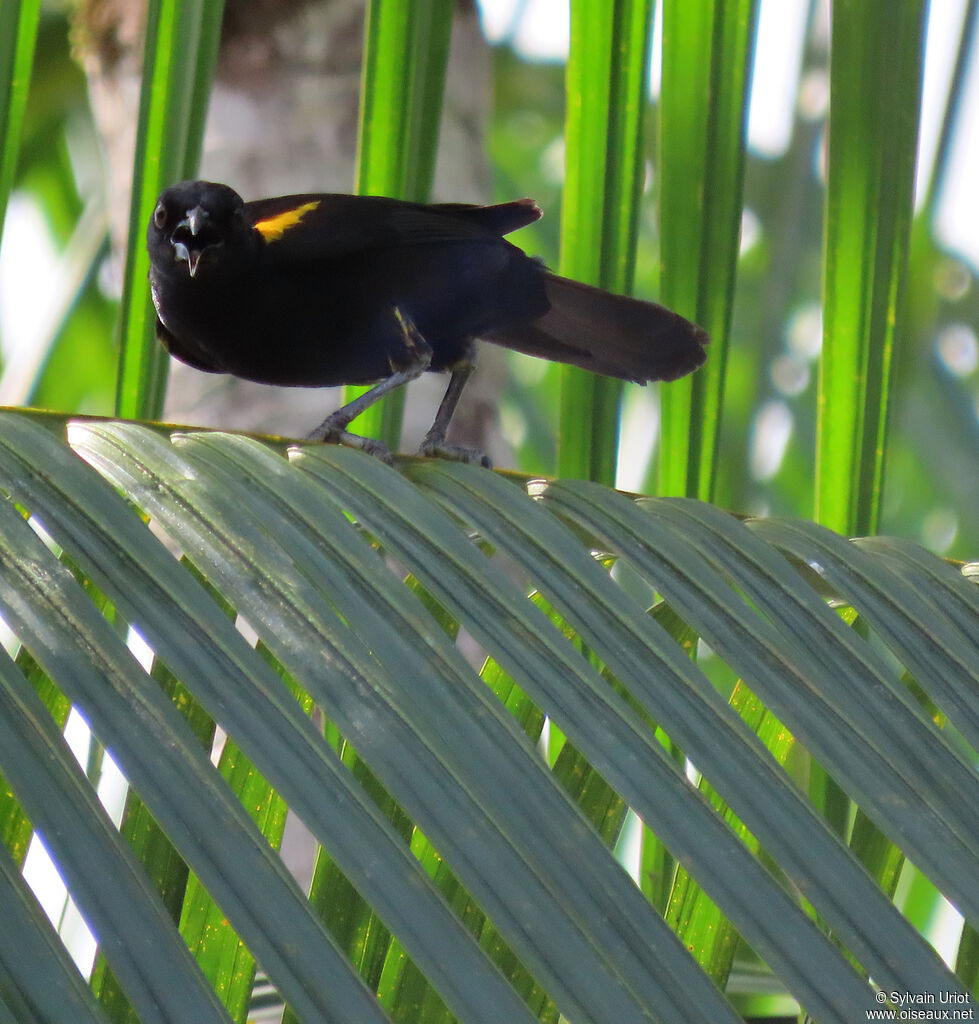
xmin=63 ymin=420 xmax=544 ymax=1024
xmin=0 ymin=840 xmax=110 ymax=1024
xmin=408 ymin=462 xmax=958 ymax=1004
xmin=0 ymin=587 xmax=234 ymax=1024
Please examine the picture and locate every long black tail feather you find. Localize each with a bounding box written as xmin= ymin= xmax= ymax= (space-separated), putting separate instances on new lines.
xmin=487 ymin=273 xmax=708 ymax=384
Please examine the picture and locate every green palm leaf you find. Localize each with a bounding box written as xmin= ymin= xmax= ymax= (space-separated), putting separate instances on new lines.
xmin=1 ymin=409 xmax=975 ymax=1023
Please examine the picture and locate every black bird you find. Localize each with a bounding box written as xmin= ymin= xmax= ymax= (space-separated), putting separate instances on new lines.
xmin=147 ymin=180 xmax=708 ymax=465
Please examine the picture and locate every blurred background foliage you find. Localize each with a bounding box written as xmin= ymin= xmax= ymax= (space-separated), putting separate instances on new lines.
xmin=1 ymin=0 xmax=977 ymax=557
xmin=0 ymin=6 xmax=116 ymax=416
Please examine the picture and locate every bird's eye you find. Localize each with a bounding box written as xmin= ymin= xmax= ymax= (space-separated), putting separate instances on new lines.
xmin=153 ymin=203 xmax=167 ymax=229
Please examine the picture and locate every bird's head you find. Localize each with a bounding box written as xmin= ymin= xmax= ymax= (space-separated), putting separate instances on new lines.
xmin=147 ymin=180 xmax=248 ymax=278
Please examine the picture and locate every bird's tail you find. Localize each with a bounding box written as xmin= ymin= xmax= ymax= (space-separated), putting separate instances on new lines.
xmin=487 ymin=273 xmax=708 ymax=384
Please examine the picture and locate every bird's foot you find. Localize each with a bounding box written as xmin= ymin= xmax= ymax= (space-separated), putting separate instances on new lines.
xmin=418 ymin=436 xmax=492 ymax=468
xmin=307 ymin=418 xmax=394 ymax=464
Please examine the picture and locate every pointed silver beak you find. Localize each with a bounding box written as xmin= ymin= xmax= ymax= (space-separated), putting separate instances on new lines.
xmin=173 ymin=241 xmax=203 ymax=277
xmin=180 ymin=205 xmax=207 ymax=237
xmin=172 ymin=205 xmax=210 ymax=277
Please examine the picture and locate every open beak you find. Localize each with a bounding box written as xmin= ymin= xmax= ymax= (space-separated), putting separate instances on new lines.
xmin=172 ymin=204 xmax=209 ymax=277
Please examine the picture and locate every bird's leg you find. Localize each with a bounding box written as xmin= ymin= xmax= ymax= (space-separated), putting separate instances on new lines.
xmin=419 ymin=342 xmax=491 ymax=467
xmin=307 ymin=307 xmax=432 ymax=461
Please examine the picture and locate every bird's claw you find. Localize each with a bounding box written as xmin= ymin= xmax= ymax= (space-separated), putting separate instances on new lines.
xmin=307 ymin=421 xmax=394 ymax=464
xmin=418 ymin=438 xmax=492 ymax=468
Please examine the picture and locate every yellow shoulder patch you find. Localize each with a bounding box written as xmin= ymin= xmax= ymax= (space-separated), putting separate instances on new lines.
xmin=253 ymin=200 xmax=321 ymax=242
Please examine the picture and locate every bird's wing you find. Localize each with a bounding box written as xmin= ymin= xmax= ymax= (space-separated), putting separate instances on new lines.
xmin=244 ymin=193 xmax=541 ymax=264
